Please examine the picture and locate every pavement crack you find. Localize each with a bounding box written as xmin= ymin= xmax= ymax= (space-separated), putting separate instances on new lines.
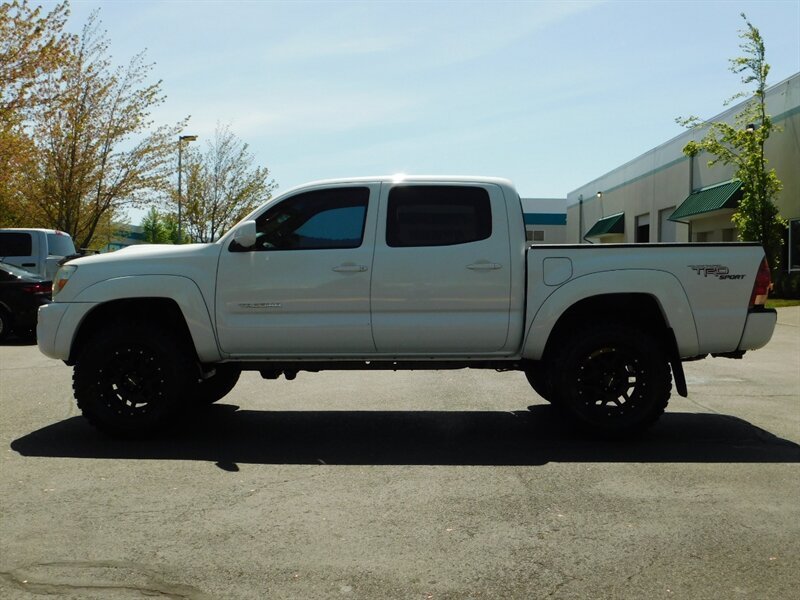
xmin=0 ymin=561 xmax=211 ymax=599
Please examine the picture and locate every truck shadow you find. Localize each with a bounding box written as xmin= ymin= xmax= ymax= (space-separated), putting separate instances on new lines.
xmin=11 ymin=405 xmax=800 ymax=467
xmin=0 ymin=334 xmax=37 ymax=346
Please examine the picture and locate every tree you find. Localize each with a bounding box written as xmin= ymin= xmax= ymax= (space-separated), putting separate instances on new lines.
xmin=20 ymin=11 xmax=187 ymax=248
xmin=140 ymin=207 xmax=170 ymax=243
xmin=677 ymin=13 xmax=785 ymax=271
xmin=178 ymin=124 xmax=276 ymax=243
xmin=0 ymin=1 xmax=71 ymax=223
xmin=0 ymin=1 xmax=70 ymax=124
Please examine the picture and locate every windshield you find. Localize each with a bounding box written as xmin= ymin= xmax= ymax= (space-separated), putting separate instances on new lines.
xmin=46 ymin=233 xmax=77 ymax=257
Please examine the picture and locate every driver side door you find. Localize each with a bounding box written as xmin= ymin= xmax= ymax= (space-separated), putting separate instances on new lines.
xmin=215 ymin=184 xmax=379 ymax=356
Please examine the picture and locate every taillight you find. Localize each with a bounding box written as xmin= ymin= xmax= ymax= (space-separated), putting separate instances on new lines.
xmin=749 ymin=257 xmax=771 ymax=308
xmin=21 ymin=282 xmax=52 ymax=293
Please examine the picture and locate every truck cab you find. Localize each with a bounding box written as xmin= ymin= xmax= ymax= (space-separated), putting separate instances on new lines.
xmin=0 ymin=228 xmax=78 ymax=280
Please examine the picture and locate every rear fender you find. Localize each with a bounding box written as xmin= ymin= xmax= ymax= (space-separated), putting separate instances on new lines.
xmin=523 ymin=270 xmax=699 ymax=360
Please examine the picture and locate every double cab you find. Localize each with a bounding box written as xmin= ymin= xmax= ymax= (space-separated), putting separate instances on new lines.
xmin=37 ymin=176 xmax=777 ymax=437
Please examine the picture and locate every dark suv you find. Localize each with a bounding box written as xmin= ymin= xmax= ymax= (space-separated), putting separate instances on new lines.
xmin=0 ymin=261 xmax=52 ymax=341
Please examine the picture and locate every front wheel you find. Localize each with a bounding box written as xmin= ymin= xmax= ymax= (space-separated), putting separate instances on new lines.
xmin=523 ymin=361 xmax=556 ymax=403
xmin=193 ymin=365 xmax=241 ymax=405
xmin=73 ymin=323 xmax=197 ymax=437
xmin=551 ymin=324 xmax=672 ymax=436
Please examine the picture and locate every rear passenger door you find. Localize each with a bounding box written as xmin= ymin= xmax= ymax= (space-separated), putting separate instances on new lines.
xmin=370 ymin=183 xmax=512 ymax=354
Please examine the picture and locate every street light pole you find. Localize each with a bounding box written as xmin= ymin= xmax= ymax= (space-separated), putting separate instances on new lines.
xmin=177 ymin=134 xmax=197 ymax=243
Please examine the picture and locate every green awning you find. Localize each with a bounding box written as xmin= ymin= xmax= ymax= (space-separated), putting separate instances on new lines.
xmin=669 ymin=180 xmax=742 ymax=222
xmin=585 ymin=212 xmax=624 ymax=238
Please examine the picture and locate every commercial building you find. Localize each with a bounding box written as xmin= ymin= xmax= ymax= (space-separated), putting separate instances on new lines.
xmin=566 ymin=73 xmax=800 ymax=272
xmin=521 ymin=197 xmax=566 ymax=244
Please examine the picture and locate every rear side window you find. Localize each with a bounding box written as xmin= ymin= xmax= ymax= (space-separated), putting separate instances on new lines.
xmin=0 ymin=232 xmax=33 ymax=256
xmin=46 ymin=233 xmax=76 ymax=257
xmin=243 ymin=186 xmax=369 ymax=251
xmin=386 ymin=186 xmax=492 ymax=247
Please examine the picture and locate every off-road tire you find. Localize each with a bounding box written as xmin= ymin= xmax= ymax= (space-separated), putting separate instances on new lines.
xmin=73 ymin=322 xmax=197 ymax=437
xmin=0 ymin=308 xmax=11 ymax=342
xmin=523 ymin=361 xmax=556 ymax=403
xmin=550 ymin=323 xmax=671 ymax=436
xmin=194 ymin=365 xmax=241 ymax=405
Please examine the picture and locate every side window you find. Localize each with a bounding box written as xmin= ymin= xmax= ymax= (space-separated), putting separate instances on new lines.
xmin=790 ymin=219 xmax=800 ymax=272
xmin=386 ymin=186 xmax=492 ymax=247
xmin=239 ymin=187 xmax=369 ymax=252
xmin=0 ymin=232 xmax=33 ymax=256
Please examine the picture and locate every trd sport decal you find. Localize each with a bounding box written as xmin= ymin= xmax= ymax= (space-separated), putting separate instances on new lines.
xmin=689 ymin=265 xmax=746 ymax=280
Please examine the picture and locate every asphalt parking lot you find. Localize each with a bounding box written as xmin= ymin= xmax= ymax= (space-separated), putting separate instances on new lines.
xmin=1 ymin=309 xmax=798 ymax=600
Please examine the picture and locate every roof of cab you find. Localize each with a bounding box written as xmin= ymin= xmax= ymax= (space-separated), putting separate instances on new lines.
xmin=279 ymin=175 xmax=515 ymax=196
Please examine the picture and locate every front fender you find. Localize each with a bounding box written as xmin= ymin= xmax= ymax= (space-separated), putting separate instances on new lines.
xmin=522 ymin=270 xmax=699 ymax=360
xmin=73 ymin=275 xmax=220 ymax=362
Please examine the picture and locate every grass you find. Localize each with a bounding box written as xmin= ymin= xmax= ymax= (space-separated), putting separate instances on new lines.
xmin=766 ymin=298 xmax=800 ymax=308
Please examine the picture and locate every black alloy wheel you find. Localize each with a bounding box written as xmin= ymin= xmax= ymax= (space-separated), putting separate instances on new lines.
xmin=73 ymin=323 xmax=197 ymax=436
xmin=552 ymin=324 xmax=671 ymax=436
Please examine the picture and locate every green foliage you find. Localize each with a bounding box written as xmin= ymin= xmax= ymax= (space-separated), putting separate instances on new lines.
xmin=141 ymin=207 xmax=170 ymax=244
xmin=162 ymin=213 xmax=188 ymax=245
xmin=772 ymin=272 xmax=800 ymax=300
xmin=677 ymin=13 xmax=786 ymax=272
xmin=139 ymin=208 xmax=187 ymax=244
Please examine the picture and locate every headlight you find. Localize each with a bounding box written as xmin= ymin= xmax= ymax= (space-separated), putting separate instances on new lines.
xmin=52 ymin=265 xmax=77 ymax=299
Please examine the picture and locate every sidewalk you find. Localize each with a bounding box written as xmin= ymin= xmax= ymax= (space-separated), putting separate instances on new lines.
xmin=776 ymin=305 xmax=799 ymax=327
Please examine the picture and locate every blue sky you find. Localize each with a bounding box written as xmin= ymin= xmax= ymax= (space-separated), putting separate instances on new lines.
xmin=63 ymin=0 xmax=800 ymax=211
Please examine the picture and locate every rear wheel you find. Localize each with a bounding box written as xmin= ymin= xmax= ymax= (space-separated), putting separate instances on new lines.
xmin=73 ymin=322 xmax=197 ymax=436
xmin=551 ymin=323 xmax=671 ymax=436
xmin=0 ymin=308 xmax=11 ymax=342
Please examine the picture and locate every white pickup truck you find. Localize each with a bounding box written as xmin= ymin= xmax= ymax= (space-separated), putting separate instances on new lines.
xmin=0 ymin=228 xmax=78 ymax=280
xmin=37 ymin=176 xmax=777 ymax=437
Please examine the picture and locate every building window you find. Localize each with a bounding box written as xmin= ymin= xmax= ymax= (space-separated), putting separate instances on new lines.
xmin=533 ymin=230 xmax=545 ymax=242
xmin=635 ymin=214 xmax=650 ymax=243
xmin=722 ymin=228 xmax=737 ymax=242
xmin=526 ymin=230 xmax=533 ymax=241
xmin=790 ymin=219 xmax=800 ymax=272
xmin=695 ymin=231 xmax=710 ymax=243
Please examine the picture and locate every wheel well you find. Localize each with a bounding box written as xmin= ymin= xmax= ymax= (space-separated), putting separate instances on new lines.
xmin=541 ymin=293 xmax=673 ymax=362
xmin=67 ymin=298 xmax=196 ymax=365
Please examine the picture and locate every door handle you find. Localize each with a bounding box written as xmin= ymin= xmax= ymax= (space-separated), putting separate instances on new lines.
xmin=22 ymin=263 xmax=36 ymax=267
xmin=332 ymin=264 xmax=368 ymax=273
xmin=466 ymin=262 xmax=502 ymax=271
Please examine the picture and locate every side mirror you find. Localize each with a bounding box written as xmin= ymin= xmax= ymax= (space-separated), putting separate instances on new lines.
xmin=233 ymin=220 xmax=257 ymax=248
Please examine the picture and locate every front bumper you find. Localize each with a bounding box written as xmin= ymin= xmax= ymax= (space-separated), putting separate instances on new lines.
xmin=737 ymin=308 xmax=777 ymax=351
xmin=37 ymin=302 xmax=97 ymax=360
